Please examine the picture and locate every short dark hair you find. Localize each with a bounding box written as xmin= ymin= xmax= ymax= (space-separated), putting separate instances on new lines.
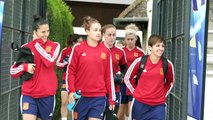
xmin=148 ymin=34 xmax=165 ymax=47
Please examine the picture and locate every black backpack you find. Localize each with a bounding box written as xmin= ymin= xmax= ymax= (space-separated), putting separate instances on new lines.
xmin=135 ymin=55 xmax=168 ymax=85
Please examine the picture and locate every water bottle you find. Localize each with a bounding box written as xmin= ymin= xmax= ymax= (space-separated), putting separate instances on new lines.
xmin=67 ymin=90 xmax=81 ymax=111
xmin=63 ymin=56 xmax=69 ymax=63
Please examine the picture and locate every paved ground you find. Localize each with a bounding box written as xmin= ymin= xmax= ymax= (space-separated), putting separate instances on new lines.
xmin=204 ymin=76 xmax=213 ymax=120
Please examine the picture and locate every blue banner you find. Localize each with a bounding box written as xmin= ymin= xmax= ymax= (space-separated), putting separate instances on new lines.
xmin=188 ymin=0 xmax=207 ymax=119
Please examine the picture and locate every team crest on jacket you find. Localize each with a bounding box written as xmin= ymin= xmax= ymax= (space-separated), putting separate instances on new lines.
xmin=45 ymin=46 xmax=52 ymax=53
xmin=101 ymin=52 xmax=106 ymax=59
xmin=134 ymin=52 xmax=138 ymax=57
xmin=160 ymin=68 xmax=164 ymax=75
xmin=115 ymin=54 xmax=120 ymax=60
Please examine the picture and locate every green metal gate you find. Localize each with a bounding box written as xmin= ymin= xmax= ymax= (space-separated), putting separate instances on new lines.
xmin=152 ymin=0 xmax=190 ymax=120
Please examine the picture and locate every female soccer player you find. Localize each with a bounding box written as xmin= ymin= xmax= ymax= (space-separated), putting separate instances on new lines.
xmin=124 ymin=34 xmax=175 ymax=120
xmin=56 ymin=34 xmax=83 ymax=120
xmin=66 ymin=16 xmax=116 ymax=120
xmin=102 ymin=24 xmax=127 ymax=120
xmin=10 ymin=15 xmax=60 ymax=120
xmin=118 ymin=23 xmax=145 ymax=120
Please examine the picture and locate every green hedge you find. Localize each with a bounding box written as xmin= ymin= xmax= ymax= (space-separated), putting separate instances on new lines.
xmin=47 ymin=0 xmax=74 ymax=119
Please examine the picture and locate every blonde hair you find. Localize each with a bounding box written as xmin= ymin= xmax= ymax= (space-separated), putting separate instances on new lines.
xmin=125 ymin=23 xmax=138 ymax=37
xmin=82 ymin=16 xmax=99 ymax=31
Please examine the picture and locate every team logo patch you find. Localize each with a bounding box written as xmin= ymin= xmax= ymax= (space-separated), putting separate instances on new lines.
xmin=101 ymin=52 xmax=106 ymax=59
xmin=45 ymin=46 xmax=52 ymax=53
xmin=134 ymin=52 xmax=138 ymax=57
xmin=74 ymin=112 xmax=78 ymax=119
xmin=115 ymin=54 xmax=120 ymax=60
xmin=160 ymin=68 xmax=164 ymax=75
xmin=23 ymin=102 xmax=29 ymax=110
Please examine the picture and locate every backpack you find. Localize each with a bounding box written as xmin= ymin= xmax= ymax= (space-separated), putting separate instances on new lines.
xmin=135 ymin=55 xmax=168 ymax=85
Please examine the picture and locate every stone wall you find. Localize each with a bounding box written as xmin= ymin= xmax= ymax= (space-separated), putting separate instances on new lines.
xmin=126 ymin=1 xmax=147 ymax=17
xmin=118 ymin=0 xmax=148 ymax=18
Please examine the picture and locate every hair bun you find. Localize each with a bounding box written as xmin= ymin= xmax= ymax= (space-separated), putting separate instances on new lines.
xmin=125 ymin=23 xmax=138 ymax=32
xmin=125 ymin=23 xmax=138 ymax=36
xmin=33 ymin=15 xmax=42 ymax=22
xmin=82 ymin=16 xmax=99 ymax=30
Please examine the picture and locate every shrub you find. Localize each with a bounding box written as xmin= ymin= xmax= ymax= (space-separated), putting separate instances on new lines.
xmin=47 ymin=0 xmax=74 ymax=119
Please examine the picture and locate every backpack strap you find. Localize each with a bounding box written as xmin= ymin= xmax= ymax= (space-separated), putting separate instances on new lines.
xmin=135 ymin=55 xmax=168 ymax=85
xmin=161 ymin=56 xmax=168 ymax=80
xmin=135 ymin=55 xmax=148 ymax=85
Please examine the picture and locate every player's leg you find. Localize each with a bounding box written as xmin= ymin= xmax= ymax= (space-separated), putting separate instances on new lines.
xmin=126 ymin=95 xmax=133 ymax=117
xmin=61 ymin=80 xmax=69 ymax=120
xmin=61 ymin=91 xmax=69 ymax=120
xmin=117 ymin=83 xmax=128 ymax=120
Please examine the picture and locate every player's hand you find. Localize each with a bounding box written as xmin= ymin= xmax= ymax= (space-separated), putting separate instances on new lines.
xmin=63 ymin=62 xmax=68 ymax=66
xmin=27 ymin=63 xmax=35 ymax=74
xmin=68 ymin=92 xmax=75 ymax=104
xmin=33 ymin=31 xmax=39 ymax=40
xmin=109 ymin=104 xmax=115 ymax=111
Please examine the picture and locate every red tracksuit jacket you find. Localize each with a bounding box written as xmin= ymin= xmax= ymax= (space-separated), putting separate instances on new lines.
xmin=123 ymin=46 xmax=145 ymax=95
xmin=56 ymin=46 xmax=72 ymax=80
xmin=110 ymin=45 xmax=127 ymax=92
xmin=124 ymin=55 xmax=175 ymax=106
xmin=10 ymin=38 xmax=60 ymax=98
xmin=66 ymin=41 xmax=116 ymax=105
